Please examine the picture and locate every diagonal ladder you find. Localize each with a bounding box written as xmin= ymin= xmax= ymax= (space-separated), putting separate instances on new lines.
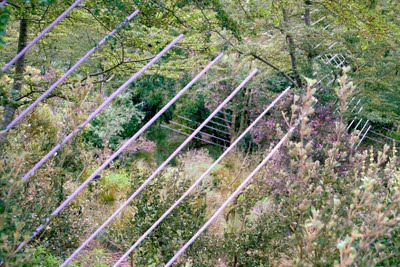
xmin=22 ymin=35 xmax=184 ymax=181
xmin=60 ymin=68 xmax=257 ymax=266
xmin=112 ymin=86 xmax=292 ymax=266
xmin=11 ymin=35 xmax=185 ymax=255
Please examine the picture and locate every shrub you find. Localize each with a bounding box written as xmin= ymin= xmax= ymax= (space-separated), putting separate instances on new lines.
xmin=97 ymin=172 xmax=131 ymax=204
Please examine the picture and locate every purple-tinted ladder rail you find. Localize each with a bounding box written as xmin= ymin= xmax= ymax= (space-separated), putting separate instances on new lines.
xmin=5 ymin=10 xmax=139 ymax=131
xmin=112 ymin=86 xmax=292 ymax=266
xmin=11 ymin=34 xmax=184 ymax=255
xmin=2 ymin=0 xmax=84 ymax=72
xmin=21 ymin=34 xmax=184 ymax=182
xmin=165 ymin=125 xmax=297 ymax=266
xmin=60 ymin=67 xmax=257 ymax=266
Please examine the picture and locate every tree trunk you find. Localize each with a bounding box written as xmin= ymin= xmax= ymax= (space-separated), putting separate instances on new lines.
xmin=0 ymin=18 xmax=28 ymax=149
xmin=304 ymin=0 xmax=311 ymax=26
xmin=282 ymin=8 xmax=302 ymax=88
xmin=229 ymin=107 xmax=237 ymax=143
xmin=238 ymin=87 xmax=252 ymax=136
xmin=232 ymin=255 xmax=238 ymax=267
xmin=304 ymin=0 xmax=314 ymax=75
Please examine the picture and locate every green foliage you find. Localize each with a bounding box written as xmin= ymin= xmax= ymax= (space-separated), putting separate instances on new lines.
xmin=147 ymin=125 xmax=185 ymax=165
xmin=96 ymin=172 xmax=131 ymax=203
xmin=83 ymin=92 xmax=144 ymax=149
xmin=0 ymin=156 xmax=85 ymax=265
xmin=104 ymin=172 xmax=130 ymax=188
xmin=187 ymin=80 xmax=400 ymax=266
xmin=31 ymin=246 xmax=61 ymax=267
xmin=277 ymin=146 xmax=400 ymax=266
xmin=178 ymin=90 xmax=209 ymax=123
xmin=7 ymin=103 xmax=60 ymax=158
xmin=217 ymin=211 xmax=289 ymax=266
xmin=0 ymin=161 xmax=33 ymax=266
xmin=102 ymin=164 xmax=208 ymax=266
xmin=0 ymin=0 xmax=399 ymax=265
xmin=0 ymin=4 xmax=10 ymax=46
xmin=130 ymin=74 xmax=185 ymax=122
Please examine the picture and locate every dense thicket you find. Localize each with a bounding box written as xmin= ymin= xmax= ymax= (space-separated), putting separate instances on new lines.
xmin=0 ymin=0 xmax=399 ymax=266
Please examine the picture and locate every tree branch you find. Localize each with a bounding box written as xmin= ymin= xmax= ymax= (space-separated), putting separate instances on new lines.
xmin=4 ymin=2 xmax=20 ymax=9
xmin=149 ymin=0 xmax=191 ymax=29
xmin=16 ymin=90 xmax=68 ymax=104
xmin=193 ymin=2 xmax=297 ymax=87
xmin=250 ymin=53 xmax=298 ymax=87
xmin=90 ymin=57 xmax=154 ymax=76
xmin=79 ymin=56 xmax=155 ymax=83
